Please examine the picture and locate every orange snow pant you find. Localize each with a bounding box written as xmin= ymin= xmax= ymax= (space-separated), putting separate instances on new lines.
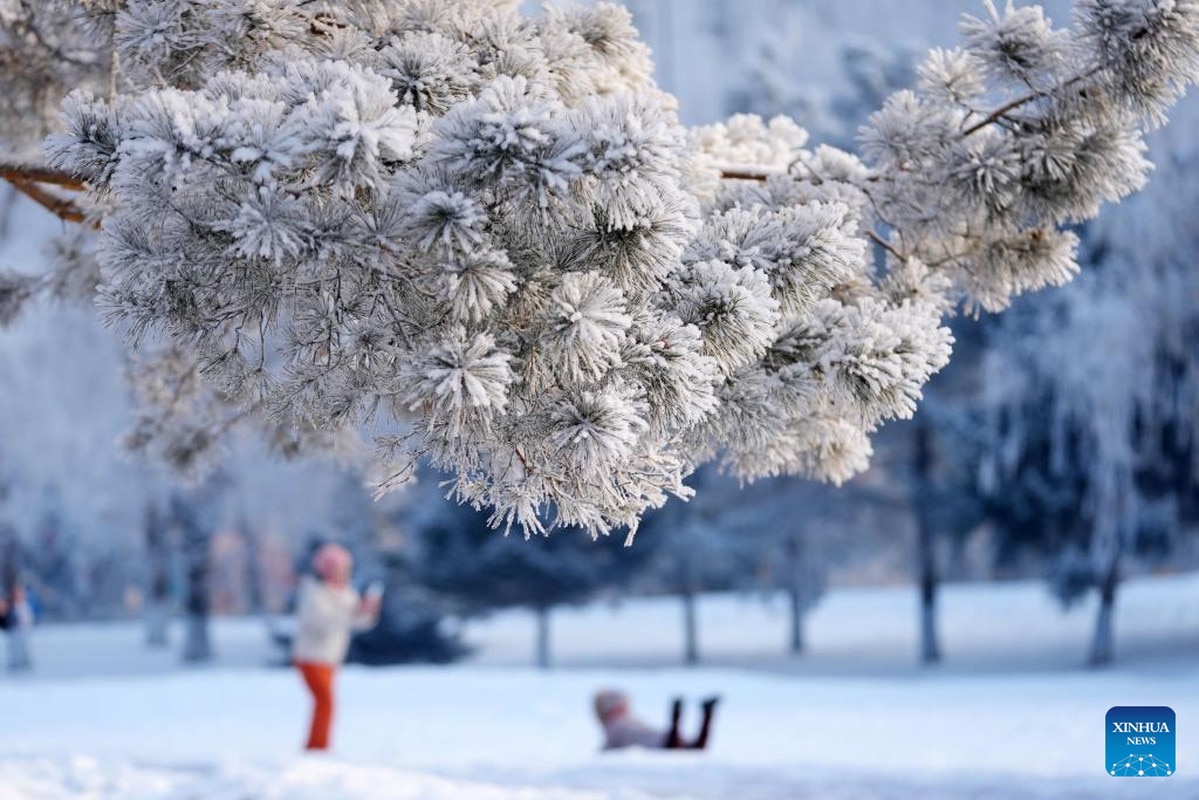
xmin=296 ymin=661 xmax=336 ymax=750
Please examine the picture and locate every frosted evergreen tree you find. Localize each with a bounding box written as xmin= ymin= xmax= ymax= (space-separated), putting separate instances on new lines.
xmin=170 ymin=479 xmax=224 ymax=663
xmin=28 ymin=486 xmax=81 ymax=621
xmin=0 ymin=294 xmax=151 ymax=623
xmin=3 ymin=0 xmax=1198 ymax=541
xmin=635 ymin=465 xmax=763 ymax=664
xmin=979 ymin=102 xmax=1199 ymax=664
xmin=904 ymin=405 xmax=990 ymax=664
xmin=718 ymin=14 xmax=959 ymax=664
xmin=408 ymin=472 xmax=653 ymax=668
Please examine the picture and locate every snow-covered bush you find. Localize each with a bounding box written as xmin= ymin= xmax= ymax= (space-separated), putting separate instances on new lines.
xmin=6 ymin=0 xmax=1199 ymax=540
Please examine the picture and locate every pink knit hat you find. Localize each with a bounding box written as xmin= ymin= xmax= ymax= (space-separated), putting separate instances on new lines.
xmin=312 ymin=543 xmax=352 ymax=583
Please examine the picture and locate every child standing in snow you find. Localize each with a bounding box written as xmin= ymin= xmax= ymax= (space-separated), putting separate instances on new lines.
xmin=593 ymin=689 xmax=719 ymax=751
xmin=292 ymin=543 xmax=381 ymax=750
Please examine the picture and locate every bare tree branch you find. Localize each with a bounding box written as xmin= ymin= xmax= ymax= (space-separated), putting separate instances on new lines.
xmin=718 ymin=168 xmax=772 ymax=183
xmin=868 ymin=230 xmax=906 ymax=262
xmin=961 ymin=66 xmax=1103 ymax=138
xmin=6 ymin=179 xmax=92 ymax=227
xmin=0 ymin=162 xmax=87 ymax=190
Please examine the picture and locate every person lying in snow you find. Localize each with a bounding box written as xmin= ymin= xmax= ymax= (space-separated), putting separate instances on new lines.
xmin=594 ymin=689 xmax=720 ymax=751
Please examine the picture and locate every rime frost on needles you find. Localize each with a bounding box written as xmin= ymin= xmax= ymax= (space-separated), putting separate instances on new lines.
xmin=39 ymin=0 xmax=1199 ymax=539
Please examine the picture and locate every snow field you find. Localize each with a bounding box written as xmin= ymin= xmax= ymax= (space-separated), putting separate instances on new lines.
xmin=3 ymin=575 xmax=1199 ymax=798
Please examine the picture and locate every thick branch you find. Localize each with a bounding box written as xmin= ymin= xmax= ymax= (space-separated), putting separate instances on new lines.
xmin=961 ymin=66 xmax=1103 ymax=137
xmin=7 ymin=179 xmax=92 ymax=227
xmin=868 ymin=230 xmax=906 ymax=262
xmin=719 ymin=168 xmax=771 ymax=183
xmin=13 ymin=0 xmax=104 ymax=70
xmin=0 ymin=162 xmax=86 ymax=189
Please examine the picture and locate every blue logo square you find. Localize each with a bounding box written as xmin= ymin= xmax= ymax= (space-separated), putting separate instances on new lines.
xmin=1107 ymin=706 xmax=1175 ymax=777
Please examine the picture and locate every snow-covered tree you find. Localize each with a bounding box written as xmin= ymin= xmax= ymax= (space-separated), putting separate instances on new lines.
xmin=0 ymin=289 xmax=151 ymax=627
xmin=0 ymin=1 xmax=113 ymax=155
xmin=681 ymin=472 xmax=830 ymax=659
xmin=901 ymin=405 xmax=990 ymax=664
xmin=409 ymin=475 xmax=652 ymax=668
xmin=729 ymin=21 xmax=918 ymax=151
xmin=142 ymin=498 xmax=172 ymax=646
xmin=169 ymin=477 xmax=225 ymax=662
xmin=979 ymin=99 xmax=1199 ymax=664
xmin=635 ymin=465 xmax=766 ymax=664
xmin=4 ymin=0 xmax=1198 ymax=542
xmin=26 ymin=486 xmax=83 ymax=621
xmin=720 ymin=14 xmax=967 ymax=665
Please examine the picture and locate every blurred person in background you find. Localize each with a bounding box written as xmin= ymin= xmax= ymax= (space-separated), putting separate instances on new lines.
xmin=0 ymin=585 xmax=36 ymax=671
xmin=8 ymin=586 xmax=33 ymax=629
xmin=292 ymin=543 xmax=381 ymax=751
xmin=594 ymin=689 xmax=720 ymax=751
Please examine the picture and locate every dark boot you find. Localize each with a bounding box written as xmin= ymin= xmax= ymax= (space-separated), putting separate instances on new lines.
xmin=664 ymin=697 xmax=684 ymax=749
xmin=691 ymin=695 xmax=721 ymax=749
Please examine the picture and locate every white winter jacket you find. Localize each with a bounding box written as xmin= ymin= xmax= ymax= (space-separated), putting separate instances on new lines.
xmin=601 ymin=714 xmax=667 ymax=750
xmin=291 ymin=576 xmax=377 ymax=665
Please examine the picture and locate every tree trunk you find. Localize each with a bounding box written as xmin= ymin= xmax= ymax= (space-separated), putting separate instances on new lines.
xmin=145 ymin=604 xmax=170 ymax=649
xmin=785 ymin=532 xmax=805 ymax=654
xmin=913 ymin=421 xmax=941 ymax=664
xmin=681 ymin=585 xmax=700 ymax=666
xmin=242 ymin=524 xmax=265 ymax=616
xmin=1089 ymin=555 xmax=1120 ymax=667
xmin=534 ymin=606 xmax=551 ymax=670
xmin=5 ymin=627 xmax=32 ymax=671
xmin=918 ymin=567 xmax=939 ymax=664
xmin=2 ymin=533 xmax=32 ymax=672
xmin=182 ymin=611 xmax=210 ymax=663
xmin=682 ymin=587 xmax=698 ymax=665
xmin=144 ymin=504 xmax=171 ymax=648
xmin=175 ymin=498 xmax=212 ymax=663
xmin=677 ymin=548 xmax=700 ymax=666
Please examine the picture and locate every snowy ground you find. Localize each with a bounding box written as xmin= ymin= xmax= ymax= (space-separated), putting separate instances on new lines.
xmin=3 ymin=575 xmax=1199 ymax=799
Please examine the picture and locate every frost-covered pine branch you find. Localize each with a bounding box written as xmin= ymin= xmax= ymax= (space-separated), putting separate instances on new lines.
xmin=0 ymin=0 xmax=114 ymax=154
xmin=0 ymin=1 xmax=113 ymax=227
xmin=121 ymin=343 xmax=365 ymax=480
xmin=856 ymin=0 xmax=1199 ymax=313
xmin=14 ymin=0 xmax=1199 ymax=539
xmin=979 ymin=106 xmax=1199 ymax=598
